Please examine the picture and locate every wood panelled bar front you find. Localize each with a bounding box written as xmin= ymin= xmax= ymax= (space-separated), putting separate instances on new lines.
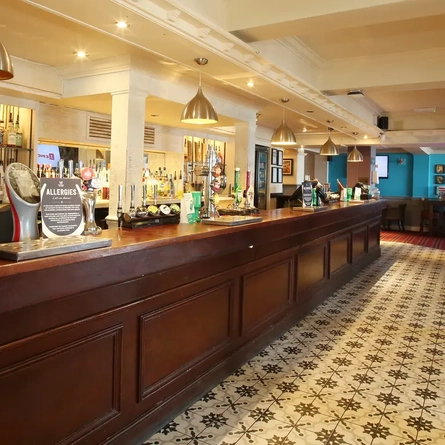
xmin=0 ymin=201 xmax=385 ymax=445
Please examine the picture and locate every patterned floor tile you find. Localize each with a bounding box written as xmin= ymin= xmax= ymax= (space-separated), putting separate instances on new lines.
xmin=141 ymin=244 xmax=445 ymax=445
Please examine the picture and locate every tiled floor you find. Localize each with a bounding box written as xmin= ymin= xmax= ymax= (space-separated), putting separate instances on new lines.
xmin=143 ymin=242 xmax=445 ymax=445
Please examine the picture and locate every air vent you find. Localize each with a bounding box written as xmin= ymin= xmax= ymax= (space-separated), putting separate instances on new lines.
xmin=144 ymin=125 xmax=155 ymax=146
xmin=88 ymin=116 xmax=112 ymax=141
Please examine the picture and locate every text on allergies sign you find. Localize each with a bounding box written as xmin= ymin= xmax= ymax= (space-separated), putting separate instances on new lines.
xmin=40 ymin=178 xmax=84 ymax=238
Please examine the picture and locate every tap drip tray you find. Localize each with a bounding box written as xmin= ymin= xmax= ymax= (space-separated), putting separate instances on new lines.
xmin=201 ymin=216 xmax=263 ymax=226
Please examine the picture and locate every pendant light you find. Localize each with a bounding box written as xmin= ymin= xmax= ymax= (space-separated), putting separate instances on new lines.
xmin=347 ymin=146 xmax=364 ymax=162
xmin=0 ymin=42 xmax=14 ymax=80
xmin=319 ymin=127 xmax=339 ymax=156
xmin=181 ymin=58 xmax=218 ymax=125
xmin=271 ymin=98 xmax=297 ymax=147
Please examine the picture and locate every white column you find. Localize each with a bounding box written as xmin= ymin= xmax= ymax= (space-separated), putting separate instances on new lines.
xmin=108 ymin=89 xmax=146 ymax=222
xmin=234 ymin=122 xmax=256 ymax=187
xmin=296 ymin=147 xmax=306 ymax=184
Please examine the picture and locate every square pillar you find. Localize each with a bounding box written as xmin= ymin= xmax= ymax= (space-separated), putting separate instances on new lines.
xmin=108 ymin=89 xmax=146 ymax=221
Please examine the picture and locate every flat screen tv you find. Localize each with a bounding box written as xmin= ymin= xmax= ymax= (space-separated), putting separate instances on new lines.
xmin=375 ymin=155 xmax=389 ymax=179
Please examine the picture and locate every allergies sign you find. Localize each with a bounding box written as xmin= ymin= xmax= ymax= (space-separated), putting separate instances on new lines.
xmin=40 ymin=178 xmax=84 ymax=238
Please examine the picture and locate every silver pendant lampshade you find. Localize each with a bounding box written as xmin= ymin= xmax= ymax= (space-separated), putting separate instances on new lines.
xmin=181 ymin=58 xmax=218 ymax=125
xmin=320 ymin=128 xmax=339 ymax=156
xmin=271 ymin=98 xmax=297 ymax=147
xmin=347 ymin=146 xmax=364 ymax=162
xmin=0 ymin=42 xmax=14 ymax=80
xmin=271 ymin=119 xmax=297 ymax=146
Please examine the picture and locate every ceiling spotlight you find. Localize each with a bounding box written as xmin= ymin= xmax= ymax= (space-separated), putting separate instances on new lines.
xmin=302 ymin=127 xmax=307 ymax=133
xmin=306 ymin=110 xmax=314 ymax=113
xmin=364 ymin=135 xmax=368 ymax=139
xmin=115 ymin=20 xmax=129 ymax=29
xmin=326 ymin=119 xmax=334 ymax=123
xmin=247 ymin=81 xmax=254 ymax=87
xmin=352 ymin=132 xmax=359 ymax=136
xmin=74 ymin=51 xmax=87 ymax=58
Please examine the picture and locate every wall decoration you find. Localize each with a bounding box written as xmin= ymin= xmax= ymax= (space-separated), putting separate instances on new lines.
xmin=278 ymin=168 xmax=283 ymax=183
xmin=435 ymin=175 xmax=444 ymax=184
xmin=435 ymin=164 xmax=444 ymax=174
xmin=277 ymin=150 xmax=283 ymax=166
xmin=375 ymin=155 xmax=389 ymax=179
xmin=271 ymin=167 xmax=278 ymax=183
xmin=271 ymin=149 xmax=277 ymax=166
xmin=283 ymin=159 xmax=293 ymax=175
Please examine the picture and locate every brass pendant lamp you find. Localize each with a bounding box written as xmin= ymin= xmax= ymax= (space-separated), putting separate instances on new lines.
xmin=181 ymin=58 xmax=218 ymax=125
xmin=319 ymin=127 xmax=339 ymax=156
xmin=271 ymin=98 xmax=297 ymax=147
xmin=347 ymin=146 xmax=364 ymax=162
xmin=0 ymin=42 xmax=14 ymax=80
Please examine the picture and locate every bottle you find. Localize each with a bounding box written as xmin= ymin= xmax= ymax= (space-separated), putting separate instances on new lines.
xmin=312 ymin=187 xmax=318 ymax=206
xmin=14 ymin=114 xmax=23 ymax=148
xmin=0 ymin=160 xmax=4 ymax=203
xmin=6 ymin=113 xmax=16 ymax=147
xmin=0 ymin=120 xmax=5 ymax=145
xmin=234 ymin=167 xmax=242 ymax=206
xmin=169 ymin=174 xmax=175 ymax=198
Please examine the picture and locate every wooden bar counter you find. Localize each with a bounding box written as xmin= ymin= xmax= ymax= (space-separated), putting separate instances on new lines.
xmin=0 ymin=200 xmax=385 ymax=445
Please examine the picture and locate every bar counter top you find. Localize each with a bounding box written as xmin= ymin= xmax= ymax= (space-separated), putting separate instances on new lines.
xmin=0 ymin=200 xmax=383 ymax=277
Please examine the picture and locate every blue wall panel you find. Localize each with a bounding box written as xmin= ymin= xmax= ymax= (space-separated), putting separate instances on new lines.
xmin=328 ymin=154 xmax=347 ymax=190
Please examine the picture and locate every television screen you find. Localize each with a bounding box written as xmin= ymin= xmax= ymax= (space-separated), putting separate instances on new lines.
xmin=375 ymin=155 xmax=389 ymax=179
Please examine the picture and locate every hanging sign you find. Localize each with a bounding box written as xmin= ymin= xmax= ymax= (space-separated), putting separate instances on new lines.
xmin=40 ymin=178 xmax=84 ymax=238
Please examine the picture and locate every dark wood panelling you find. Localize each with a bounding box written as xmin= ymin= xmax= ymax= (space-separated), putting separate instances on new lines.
xmin=330 ymin=235 xmax=350 ymax=275
xmin=297 ymin=246 xmax=327 ymax=294
xmin=241 ymin=259 xmax=292 ymax=334
xmin=0 ymin=324 xmax=122 ymax=445
xmin=139 ymin=282 xmax=233 ymax=400
xmin=0 ymin=202 xmax=386 ymax=445
xmin=352 ymin=228 xmax=367 ymax=260
xmin=368 ymin=222 xmax=381 ymax=248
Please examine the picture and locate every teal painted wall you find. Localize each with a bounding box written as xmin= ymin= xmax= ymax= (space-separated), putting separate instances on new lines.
xmin=377 ymin=153 xmax=413 ymax=197
xmin=327 ymin=151 xmax=445 ymax=197
xmin=328 ymin=154 xmax=347 ymax=190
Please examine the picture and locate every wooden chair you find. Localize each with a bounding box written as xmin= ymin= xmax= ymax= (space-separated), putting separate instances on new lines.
xmin=382 ymin=204 xmax=407 ymax=231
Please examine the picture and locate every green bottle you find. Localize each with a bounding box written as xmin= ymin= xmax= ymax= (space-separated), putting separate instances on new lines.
xmin=234 ymin=167 xmax=242 ymax=206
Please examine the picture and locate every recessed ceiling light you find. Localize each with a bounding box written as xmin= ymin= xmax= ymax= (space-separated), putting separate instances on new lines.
xmin=247 ymin=81 xmax=254 ymax=87
xmin=352 ymin=132 xmax=359 ymax=135
xmin=115 ymin=20 xmax=129 ymax=29
xmin=341 ymin=126 xmax=347 ymax=129
xmin=150 ymin=114 xmax=159 ymax=117
xmin=306 ymin=110 xmax=314 ymax=113
xmin=74 ymin=51 xmax=87 ymax=58
xmin=364 ymin=135 xmax=368 ymax=139
xmin=280 ymin=98 xmax=290 ymax=103
xmin=302 ymin=128 xmax=307 ymax=133
xmin=326 ymin=119 xmax=334 ymax=123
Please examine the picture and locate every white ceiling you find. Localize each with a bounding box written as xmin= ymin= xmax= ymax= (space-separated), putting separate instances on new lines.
xmin=0 ymin=0 xmax=444 ymax=153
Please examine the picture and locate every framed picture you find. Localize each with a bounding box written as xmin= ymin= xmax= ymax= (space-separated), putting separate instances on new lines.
xmin=435 ymin=164 xmax=444 ymax=174
xmin=277 ymin=150 xmax=283 ymax=166
xmin=435 ymin=175 xmax=444 ymax=184
xmin=272 ymin=167 xmax=278 ymax=183
xmin=271 ymin=149 xmax=278 ymax=166
xmin=283 ymin=159 xmax=293 ymax=175
xmin=278 ymin=168 xmax=283 ymax=183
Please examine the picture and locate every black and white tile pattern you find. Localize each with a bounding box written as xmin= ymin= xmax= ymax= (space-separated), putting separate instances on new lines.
xmin=143 ymin=242 xmax=445 ymax=445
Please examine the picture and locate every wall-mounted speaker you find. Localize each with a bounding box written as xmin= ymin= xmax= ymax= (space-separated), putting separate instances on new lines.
xmin=377 ymin=116 xmax=389 ymax=130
